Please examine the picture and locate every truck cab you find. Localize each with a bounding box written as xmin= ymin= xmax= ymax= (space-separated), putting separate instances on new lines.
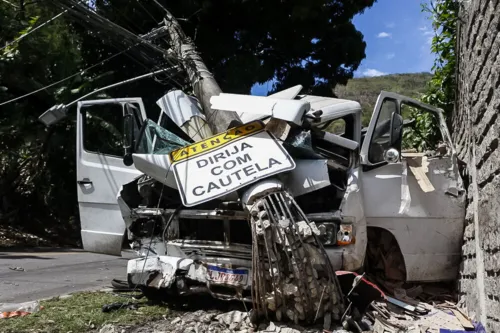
xmin=67 ymin=88 xmax=465 ymax=283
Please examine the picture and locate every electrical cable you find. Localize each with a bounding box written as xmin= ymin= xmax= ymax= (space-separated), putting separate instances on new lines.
xmin=150 ymin=0 xmax=168 ymax=13
xmin=53 ymin=0 xmax=186 ymax=88
xmin=59 ymin=0 xmax=170 ymax=56
xmin=0 ymin=41 xmax=149 ymax=107
xmin=65 ymin=66 xmax=179 ymax=108
xmin=1 ymin=0 xmax=18 ymax=8
xmin=0 ymin=10 xmax=68 ymax=52
xmin=135 ymin=0 xmax=158 ymax=22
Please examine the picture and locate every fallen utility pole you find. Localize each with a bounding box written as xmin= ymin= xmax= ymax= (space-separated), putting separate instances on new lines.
xmin=161 ymin=12 xmax=241 ymax=134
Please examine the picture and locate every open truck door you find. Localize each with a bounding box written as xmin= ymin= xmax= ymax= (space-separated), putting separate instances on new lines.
xmin=76 ymin=98 xmax=147 ymax=255
xmin=359 ymin=91 xmax=465 ymax=282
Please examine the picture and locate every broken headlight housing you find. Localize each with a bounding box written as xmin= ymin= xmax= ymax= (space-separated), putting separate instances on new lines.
xmin=317 ymin=222 xmax=338 ymax=246
xmin=317 ymin=216 xmax=355 ymax=246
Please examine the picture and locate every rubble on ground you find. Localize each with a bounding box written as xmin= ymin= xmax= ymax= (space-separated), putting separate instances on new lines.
xmin=98 ymin=276 xmax=480 ymax=333
xmin=98 ymin=309 xmax=343 ymax=333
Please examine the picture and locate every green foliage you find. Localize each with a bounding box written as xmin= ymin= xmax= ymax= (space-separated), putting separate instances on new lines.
xmin=335 ymin=72 xmax=432 ymax=126
xmin=1 ymin=292 xmax=169 ymax=333
xmin=402 ymin=0 xmax=458 ymax=151
xmin=401 ymin=105 xmax=440 ymax=152
xmin=0 ymin=0 xmax=377 ymax=244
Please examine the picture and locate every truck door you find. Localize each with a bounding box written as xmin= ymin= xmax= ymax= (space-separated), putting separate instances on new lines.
xmin=76 ymin=98 xmax=146 ymax=255
xmin=359 ymin=91 xmax=465 ymax=282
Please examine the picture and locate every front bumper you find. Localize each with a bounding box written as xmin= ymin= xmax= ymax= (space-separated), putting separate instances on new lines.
xmin=127 ymin=253 xmax=253 ymax=302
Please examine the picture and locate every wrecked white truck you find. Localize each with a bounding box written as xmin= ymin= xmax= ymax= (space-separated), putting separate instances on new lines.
xmin=40 ymin=86 xmax=465 ymax=319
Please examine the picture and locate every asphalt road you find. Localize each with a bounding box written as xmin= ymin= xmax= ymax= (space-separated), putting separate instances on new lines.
xmin=0 ymin=248 xmax=137 ymax=303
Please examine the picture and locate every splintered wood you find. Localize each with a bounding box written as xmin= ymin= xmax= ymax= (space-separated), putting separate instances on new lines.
xmin=370 ymin=298 xmax=473 ymax=333
xmin=249 ymin=191 xmax=344 ymax=326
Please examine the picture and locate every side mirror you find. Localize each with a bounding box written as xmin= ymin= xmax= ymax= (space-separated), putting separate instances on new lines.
xmin=384 ymin=148 xmax=400 ymax=163
xmin=389 ymin=112 xmax=404 ymax=147
xmin=123 ymin=112 xmax=134 ymax=166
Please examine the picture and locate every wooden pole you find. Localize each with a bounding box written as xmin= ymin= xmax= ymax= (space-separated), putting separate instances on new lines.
xmin=163 ymin=13 xmax=241 ymax=134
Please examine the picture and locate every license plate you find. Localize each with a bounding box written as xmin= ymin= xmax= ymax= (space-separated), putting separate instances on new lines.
xmin=206 ymin=265 xmax=248 ymax=286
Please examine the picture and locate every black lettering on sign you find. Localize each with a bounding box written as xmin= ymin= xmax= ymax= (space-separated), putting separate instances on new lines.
xmin=256 ymin=163 xmax=269 ymax=172
xmin=232 ymin=170 xmax=242 ymax=180
xmin=210 ymin=138 xmax=221 ymax=146
xmin=207 ymin=182 xmax=220 ymax=193
xmin=219 ymin=176 xmax=232 ymax=187
xmin=240 ymin=142 xmax=252 ymax=151
xmin=223 ymin=160 xmax=237 ymax=170
xmin=268 ymin=158 xmax=282 ymax=168
xmin=236 ymin=154 xmax=252 ymax=165
xmin=201 ymin=142 xmax=208 ymax=149
xmin=243 ymin=165 xmax=256 ymax=177
xmin=193 ymin=186 xmax=205 ymax=196
xmin=213 ymin=152 xmax=225 ymax=163
xmin=197 ymin=159 xmax=208 ymax=168
xmin=211 ymin=166 xmax=222 ymax=176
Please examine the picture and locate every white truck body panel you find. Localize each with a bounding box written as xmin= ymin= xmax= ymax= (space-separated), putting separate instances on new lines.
xmin=360 ymin=91 xmax=465 ymax=281
xmin=72 ymin=90 xmax=465 ymax=283
xmin=76 ymin=98 xmax=147 ymax=255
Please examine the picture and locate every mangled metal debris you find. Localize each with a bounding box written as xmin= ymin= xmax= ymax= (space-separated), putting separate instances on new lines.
xmin=39 ymin=83 xmax=469 ymax=328
xmin=247 ymin=190 xmax=343 ymax=324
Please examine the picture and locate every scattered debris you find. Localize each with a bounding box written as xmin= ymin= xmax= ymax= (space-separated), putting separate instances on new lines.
xmin=99 ymin=323 xmax=122 ymax=333
xmin=0 ymin=300 xmax=42 ymax=319
xmin=8 ymin=266 xmax=24 ymax=272
xmin=102 ymin=302 xmax=140 ymax=313
xmin=364 ymin=286 xmax=479 ymax=333
xmin=99 ymin=309 xmax=337 ymax=333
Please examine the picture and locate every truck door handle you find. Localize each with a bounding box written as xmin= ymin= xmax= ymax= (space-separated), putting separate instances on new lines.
xmin=77 ymin=179 xmax=93 ymax=185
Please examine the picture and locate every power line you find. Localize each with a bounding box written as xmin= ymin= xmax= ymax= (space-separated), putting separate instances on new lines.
xmin=1 ymin=0 xmax=18 ymax=8
xmin=0 ymin=10 xmax=67 ymax=52
xmin=135 ymin=0 xmax=157 ymax=22
xmin=66 ymin=66 xmax=179 ymax=107
xmin=0 ymin=41 xmax=146 ymax=107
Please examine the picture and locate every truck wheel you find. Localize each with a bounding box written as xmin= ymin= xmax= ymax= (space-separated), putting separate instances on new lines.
xmin=365 ymin=227 xmax=406 ymax=282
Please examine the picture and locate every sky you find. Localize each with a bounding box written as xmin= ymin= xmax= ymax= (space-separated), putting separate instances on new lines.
xmin=251 ymin=0 xmax=435 ymax=95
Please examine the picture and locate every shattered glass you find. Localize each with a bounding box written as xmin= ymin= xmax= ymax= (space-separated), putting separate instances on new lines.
xmin=284 ymin=130 xmax=323 ymax=159
xmin=136 ymin=119 xmax=190 ymax=154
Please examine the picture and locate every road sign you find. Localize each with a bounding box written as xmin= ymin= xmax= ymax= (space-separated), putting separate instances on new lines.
xmin=170 ymin=121 xmax=295 ymax=207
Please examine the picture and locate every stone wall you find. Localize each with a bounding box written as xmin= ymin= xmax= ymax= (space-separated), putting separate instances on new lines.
xmin=454 ymin=0 xmax=500 ymax=330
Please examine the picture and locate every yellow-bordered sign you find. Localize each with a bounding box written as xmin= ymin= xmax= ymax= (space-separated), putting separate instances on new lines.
xmin=169 ymin=120 xmax=264 ymax=162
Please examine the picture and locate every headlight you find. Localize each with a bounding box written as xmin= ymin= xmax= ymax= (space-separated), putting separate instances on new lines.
xmin=337 ymin=224 xmax=355 ymax=246
xmin=316 ymin=217 xmax=356 ymax=247
xmin=317 ymin=222 xmax=337 ymax=246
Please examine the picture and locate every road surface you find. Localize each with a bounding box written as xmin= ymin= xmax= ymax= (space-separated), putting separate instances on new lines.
xmin=0 ymin=248 xmax=136 ymax=303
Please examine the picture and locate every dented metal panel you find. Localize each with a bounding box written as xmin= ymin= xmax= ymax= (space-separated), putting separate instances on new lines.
xmin=364 ymin=156 xmax=465 ymax=281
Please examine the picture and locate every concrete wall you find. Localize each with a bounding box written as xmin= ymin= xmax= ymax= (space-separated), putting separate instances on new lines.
xmin=454 ymin=0 xmax=500 ymax=330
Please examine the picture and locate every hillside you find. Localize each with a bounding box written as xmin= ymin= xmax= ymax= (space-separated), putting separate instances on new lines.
xmin=334 ymin=72 xmax=432 ymax=125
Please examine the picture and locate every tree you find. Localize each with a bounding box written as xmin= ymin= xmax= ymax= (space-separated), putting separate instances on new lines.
xmin=0 ymin=0 xmax=376 ymax=244
xmin=83 ymin=0 xmax=375 ymax=96
xmin=54 ymin=0 xmax=375 ymax=132
xmin=0 ymin=1 xmax=83 ymax=243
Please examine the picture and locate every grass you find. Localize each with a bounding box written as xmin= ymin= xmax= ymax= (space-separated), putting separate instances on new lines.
xmin=0 ymin=292 xmax=170 ymax=333
xmin=334 ymin=72 xmax=432 ymax=126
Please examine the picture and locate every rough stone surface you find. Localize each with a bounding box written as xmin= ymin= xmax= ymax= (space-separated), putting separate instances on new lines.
xmin=97 ymin=310 xmax=342 ymax=333
xmin=99 ymin=324 xmax=120 ymax=333
xmin=455 ymin=0 xmax=500 ymax=327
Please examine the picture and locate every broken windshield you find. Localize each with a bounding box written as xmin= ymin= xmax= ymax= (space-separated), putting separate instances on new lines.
xmin=136 ymin=119 xmax=190 ymax=155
